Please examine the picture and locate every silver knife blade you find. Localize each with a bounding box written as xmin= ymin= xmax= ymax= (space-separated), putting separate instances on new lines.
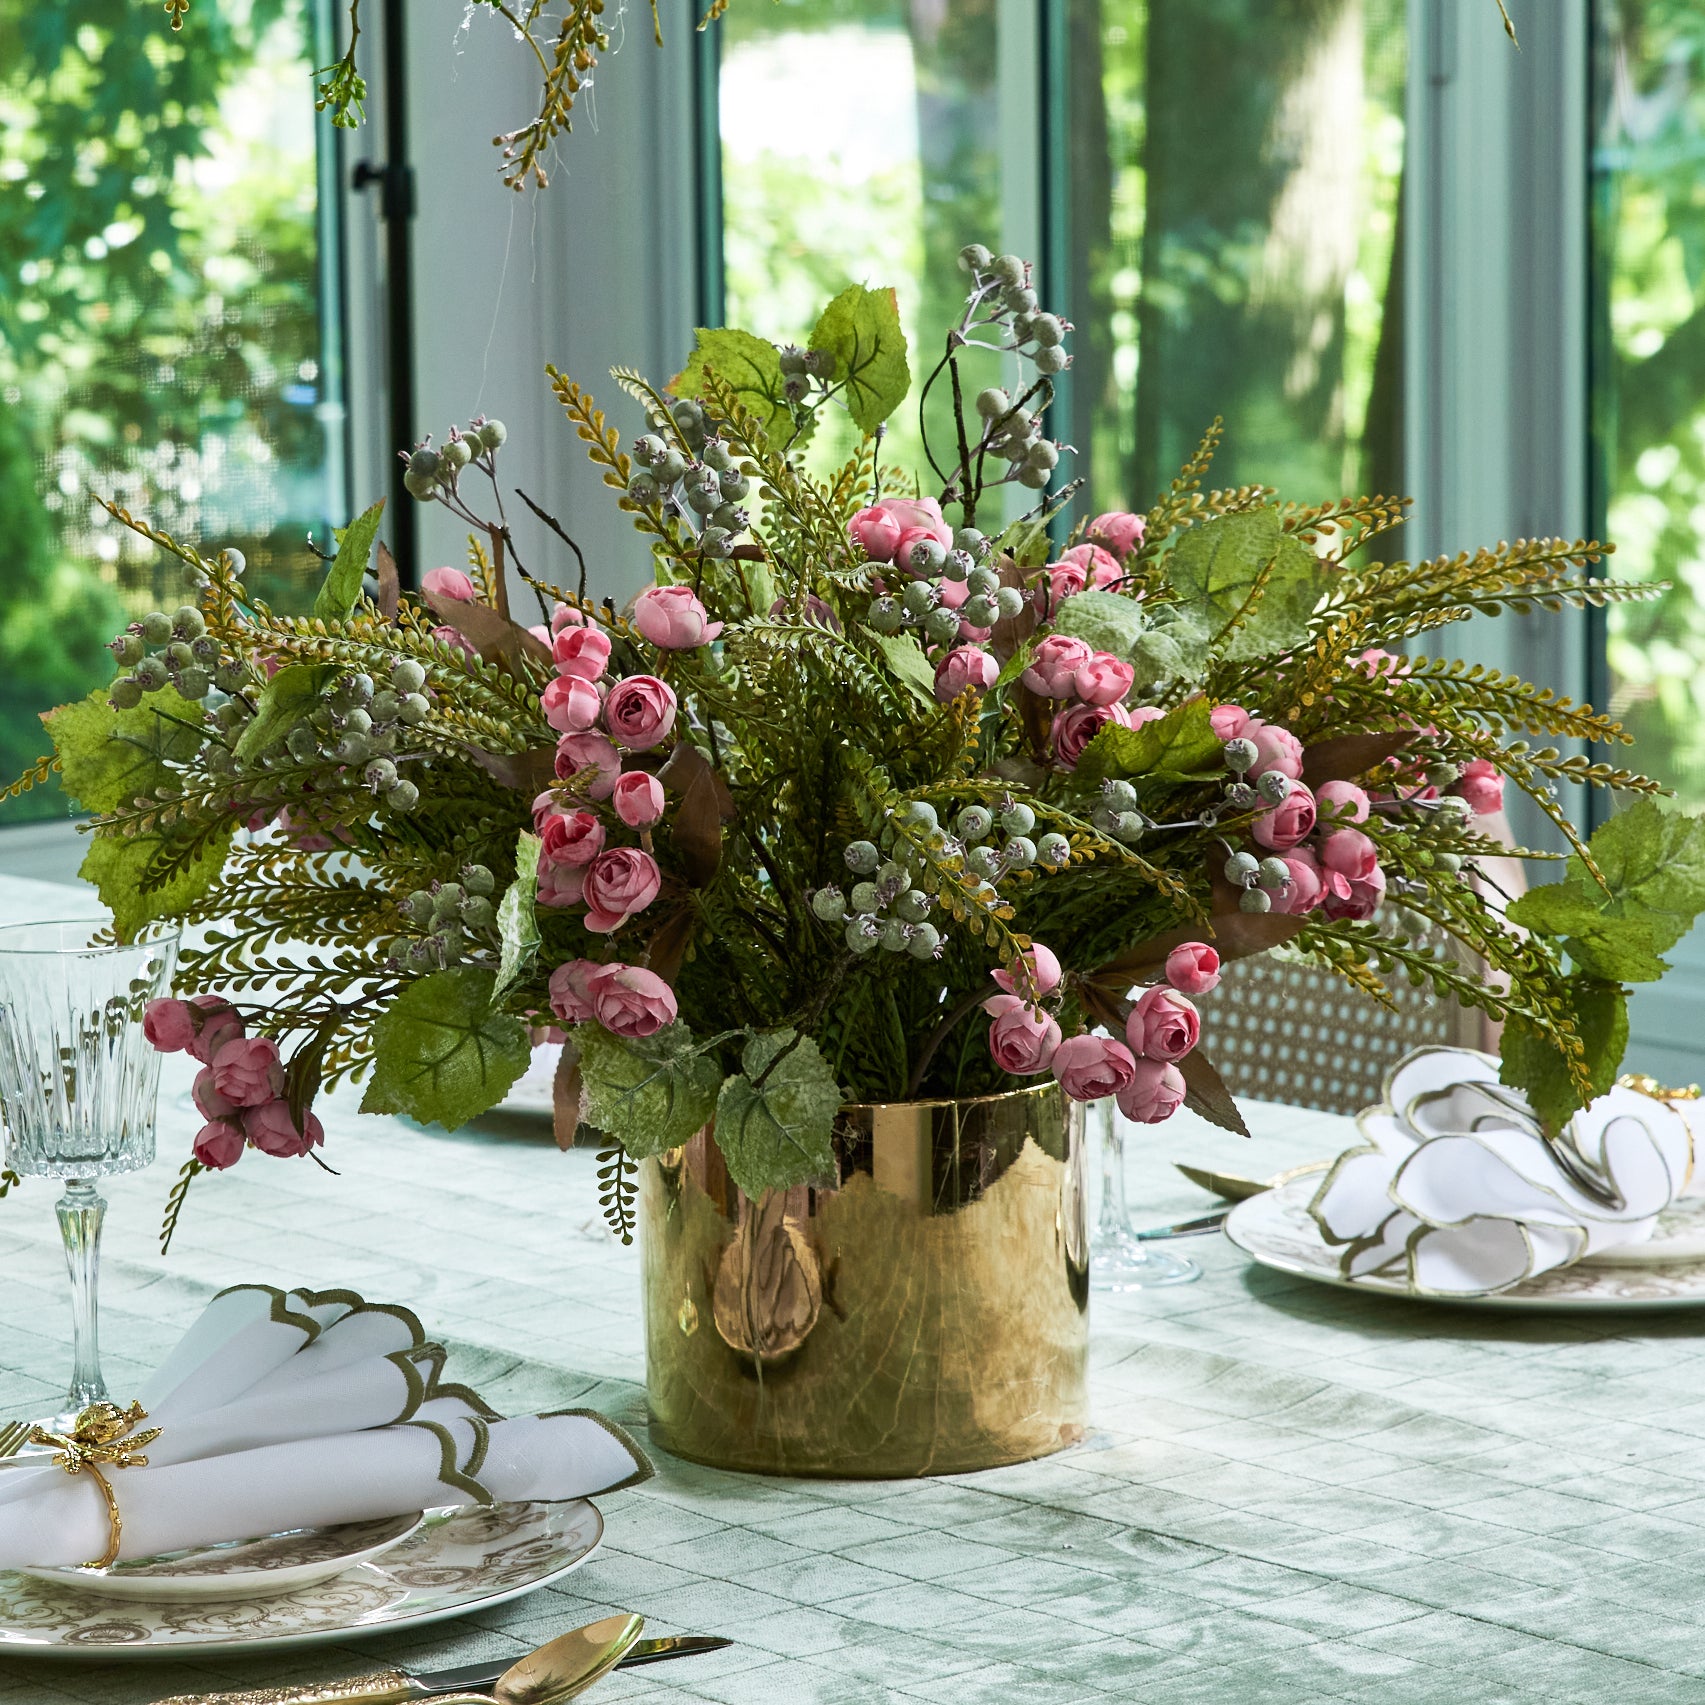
xmin=418 ymin=1636 xmax=730 ymax=1693
xmin=1133 ymin=1210 xmax=1230 ymax=1239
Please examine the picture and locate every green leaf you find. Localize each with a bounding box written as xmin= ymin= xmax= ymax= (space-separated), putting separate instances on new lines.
xmin=1075 ymin=695 xmax=1223 ymax=791
xmin=79 ymin=826 xmax=232 ymax=942
xmin=1499 ymin=975 xmax=1628 ymax=1135
xmin=576 ymin=1022 xmax=722 ymax=1159
xmin=809 ymin=284 xmax=911 ymax=435
xmin=492 ymin=831 xmax=541 ymax=1004
xmin=1052 ymin=589 xmax=1148 ymax=663
xmin=1571 ymin=799 xmax=1705 ymax=954
xmin=235 ymin=664 xmax=340 ymax=765
xmin=314 ymin=499 xmax=385 ymax=622
xmin=713 ymin=1029 xmax=841 ymax=1198
xmin=44 ymin=684 xmax=207 ymax=815
xmin=1163 ymin=508 xmax=1319 ymax=661
xmin=669 ymin=328 xmax=792 ymax=441
xmin=362 ymin=967 xmax=531 ymax=1130
xmin=867 ymin=630 xmax=938 ymax=706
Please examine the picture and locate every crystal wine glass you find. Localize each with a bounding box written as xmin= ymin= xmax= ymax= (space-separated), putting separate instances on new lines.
xmin=1091 ymin=1097 xmax=1200 ymax=1290
xmin=0 ymin=918 xmax=179 ymax=1427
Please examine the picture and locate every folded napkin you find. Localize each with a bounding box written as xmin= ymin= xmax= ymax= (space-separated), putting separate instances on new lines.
xmin=0 ymin=1284 xmax=649 ymax=1568
xmin=1310 ymin=1047 xmax=1697 ymax=1296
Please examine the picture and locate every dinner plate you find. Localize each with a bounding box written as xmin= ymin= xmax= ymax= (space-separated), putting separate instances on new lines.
xmin=18 ymin=1512 xmax=425 ymax=1604
xmin=1226 ymin=1176 xmax=1705 ymax=1310
xmin=0 ymin=1499 xmax=602 ymax=1657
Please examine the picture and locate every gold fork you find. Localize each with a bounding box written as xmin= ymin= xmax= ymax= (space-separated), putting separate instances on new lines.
xmin=0 ymin=1419 xmax=37 ymax=1460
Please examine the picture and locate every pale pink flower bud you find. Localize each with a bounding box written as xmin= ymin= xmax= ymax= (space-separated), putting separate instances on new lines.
xmin=1074 ymin=652 xmax=1134 ymax=706
xmin=1051 ymin=1034 xmax=1138 ymax=1101
xmin=985 ymin=994 xmax=1061 ymax=1076
xmin=422 ymin=566 xmax=476 ymax=602
xmin=934 ymin=645 xmax=999 ymax=702
xmin=1117 ymin=1058 xmax=1186 ymax=1124
xmin=991 ymin=943 xmax=1062 ymax=1000
xmin=587 ymin=964 xmax=678 ymax=1039
xmin=552 ymin=625 xmax=611 ymax=680
xmin=541 ymin=673 xmax=603 ymax=734
xmin=1164 ymin=942 xmax=1221 ymax=996
xmin=1125 ymin=987 xmax=1200 ymax=1063
xmin=633 ymin=584 xmax=724 ymax=649
xmin=1023 ymin=634 xmax=1095 ymax=698
xmin=612 ymin=770 xmax=666 ymax=829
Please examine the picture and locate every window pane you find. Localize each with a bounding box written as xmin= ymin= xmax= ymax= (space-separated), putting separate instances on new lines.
xmin=0 ymin=1 xmax=345 ymax=823
xmin=1592 ymin=0 xmax=1705 ymax=812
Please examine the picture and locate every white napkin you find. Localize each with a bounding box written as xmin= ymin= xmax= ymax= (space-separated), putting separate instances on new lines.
xmin=0 ymin=1285 xmax=649 ymax=1566
xmin=1310 ymin=1047 xmax=1696 ymax=1296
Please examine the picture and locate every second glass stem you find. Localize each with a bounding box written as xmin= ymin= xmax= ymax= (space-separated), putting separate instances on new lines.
xmin=57 ymin=1180 xmax=108 ymax=1413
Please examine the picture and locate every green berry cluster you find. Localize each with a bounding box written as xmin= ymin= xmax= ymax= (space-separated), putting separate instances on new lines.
xmin=402 ymin=417 xmax=507 ymax=502
xmin=628 ymin=402 xmax=751 ymax=560
xmin=812 ymin=839 xmax=942 ymax=960
xmin=385 ymin=863 xmax=498 ymax=970
xmin=265 ymin=658 xmax=427 ymax=812
xmin=863 ymin=526 xmax=1026 ymax=642
xmin=1090 ymin=779 xmax=1150 ymax=845
xmin=957 ymin=244 xmax=1074 ymax=381
xmin=108 ymin=604 xmax=226 ymax=707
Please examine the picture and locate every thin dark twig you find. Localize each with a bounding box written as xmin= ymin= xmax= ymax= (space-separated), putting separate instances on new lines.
xmin=514 ymin=487 xmax=590 ymax=604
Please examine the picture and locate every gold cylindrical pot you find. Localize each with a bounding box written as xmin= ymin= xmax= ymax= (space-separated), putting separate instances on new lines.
xmin=640 ymin=1081 xmax=1089 ymax=1478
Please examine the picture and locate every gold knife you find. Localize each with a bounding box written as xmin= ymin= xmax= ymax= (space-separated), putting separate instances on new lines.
xmin=1174 ymin=1160 xmax=1328 ymax=1201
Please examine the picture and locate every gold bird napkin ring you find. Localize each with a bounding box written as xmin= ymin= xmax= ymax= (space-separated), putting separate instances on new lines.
xmin=29 ymin=1399 xmax=162 ymax=1569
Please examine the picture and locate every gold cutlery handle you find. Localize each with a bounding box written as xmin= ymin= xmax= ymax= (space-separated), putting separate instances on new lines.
xmin=152 ymin=1673 xmax=419 ymax=1705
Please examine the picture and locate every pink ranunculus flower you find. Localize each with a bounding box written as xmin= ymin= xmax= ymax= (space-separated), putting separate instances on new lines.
xmin=612 ymin=770 xmax=666 ymax=829
xmin=548 ymin=959 xmax=603 ymax=1024
xmin=1125 ymin=987 xmax=1200 ymax=1063
xmin=1315 ymin=780 xmax=1371 ymax=824
xmin=1323 ymin=862 xmax=1388 ymax=922
xmin=582 ymin=847 xmax=662 ymax=933
xmin=431 ymin=624 xmax=478 ymax=663
xmin=1051 ymin=1034 xmax=1138 ymax=1102
xmin=143 ymin=998 xmax=196 ymax=1053
xmin=555 ymin=732 xmax=622 ymax=800
xmin=550 ymin=602 xmax=590 ymax=634
xmin=1165 ymin=942 xmax=1221 ymax=996
xmin=1086 ymin=511 xmax=1146 ymax=560
xmin=848 ymin=505 xmax=903 ymax=562
xmin=1023 ymin=634 xmax=1095 ymax=698
xmin=603 ymin=675 xmax=677 ymax=752
xmin=211 ymin=1036 xmax=284 ymax=1108
xmin=244 ymin=1098 xmax=324 ymax=1158
xmin=587 ymin=964 xmax=679 ymax=1039
xmin=193 ymin=1120 xmax=246 ymax=1170
xmin=539 ymin=808 xmax=605 ymax=868
xmin=1270 ymin=848 xmax=1325 ymax=915
xmin=1252 ymin=784 xmax=1318 ymax=851
xmin=634 ymin=583 xmax=723 ymax=649
xmin=191 ymin=1067 xmax=238 ymax=1122
xmin=535 ymin=861 xmax=587 ymax=909
xmin=1321 ymin=828 xmax=1378 ymax=882
xmin=422 ymin=566 xmax=477 ymax=602
xmin=1117 ymin=1057 xmax=1187 ymax=1124
xmin=186 ymin=996 xmax=244 ymax=1066
xmin=552 ymin=624 xmax=611 ymax=680
xmin=541 ymin=673 xmax=603 ymax=734
xmin=1074 ymin=652 xmax=1134 ymax=707
xmin=934 ymin=645 xmax=999 ymax=702
xmin=1060 ymin=541 xmax=1121 ymax=589
xmin=985 ymin=994 xmax=1062 ymax=1076
xmin=1051 ymin=701 xmax=1128 ymax=770
xmin=1246 ymin=722 xmax=1304 ymax=780
xmin=992 ymin=943 xmax=1063 ymax=1001
xmin=1210 ymin=704 xmax=1252 ymax=742
xmin=1455 ymin=758 xmax=1506 ymax=815
xmin=1128 ymin=705 xmax=1164 ymax=728
xmin=1044 ymin=561 xmax=1087 ymax=613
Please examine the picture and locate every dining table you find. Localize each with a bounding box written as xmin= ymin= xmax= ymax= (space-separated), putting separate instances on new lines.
xmin=1 ymin=867 xmax=1703 ymax=1705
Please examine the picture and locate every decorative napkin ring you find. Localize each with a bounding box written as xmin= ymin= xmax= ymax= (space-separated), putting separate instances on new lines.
xmin=29 ymin=1399 xmax=162 ymax=1568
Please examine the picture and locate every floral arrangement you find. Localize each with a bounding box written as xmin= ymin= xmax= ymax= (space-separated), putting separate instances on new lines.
xmin=16 ymin=242 xmax=1705 ymax=1247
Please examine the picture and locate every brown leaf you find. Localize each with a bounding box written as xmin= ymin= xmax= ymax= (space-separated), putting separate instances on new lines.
xmin=465 ymin=745 xmax=558 ymax=794
xmin=1074 ymin=977 xmax=1130 ymax=1035
xmin=645 ymin=904 xmax=697 ymax=986
xmin=1301 ymin=731 xmax=1412 ymax=789
xmin=375 ymin=541 xmax=400 ymax=623
xmin=660 ymin=741 xmax=735 ymax=888
xmin=1088 ymin=912 xmax=1307 ymax=987
xmin=553 ymin=1042 xmax=583 ymax=1151
xmin=1177 ymin=1045 xmax=1250 ymax=1137
xmin=988 ymin=552 xmax=1040 ymax=662
xmin=422 ymin=588 xmax=553 ymax=671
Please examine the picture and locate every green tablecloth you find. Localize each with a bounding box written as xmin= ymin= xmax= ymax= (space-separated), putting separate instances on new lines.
xmin=2 ymin=872 xmax=1703 ymax=1704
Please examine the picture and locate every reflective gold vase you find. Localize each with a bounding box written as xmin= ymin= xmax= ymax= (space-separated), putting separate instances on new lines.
xmin=640 ymin=1081 xmax=1089 ymax=1478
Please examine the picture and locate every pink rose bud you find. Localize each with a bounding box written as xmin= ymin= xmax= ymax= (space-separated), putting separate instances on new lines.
xmin=992 ymin=943 xmax=1063 ymax=1000
xmin=422 ymin=566 xmax=477 ymax=602
xmin=191 ymin=1067 xmax=238 ymax=1122
xmin=541 ymin=674 xmax=603 ymax=734
xmin=431 ymin=624 xmax=478 ymax=663
xmin=193 ymin=1120 xmax=246 ymax=1170
xmin=582 ymin=847 xmax=662 ymax=933
xmin=848 ymin=505 xmax=904 ymax=562
xmin=210 ymin=1036 xmax=285 ymax=1107
xmin=1051 ymin=701 xmax=1127 ymax=770
xmin=986 ymin=995 xmax=1062 ymax=1076
xmin=1321 ymin=828 xmax=1378 ymax=881
xmin=588 ymin=963 xmax=679 ymax=1039
xmin=1270 ymin=848 xmax=1325 ymax=915
xmin=1074 ymin=652 xmax=1135 ymax=707
xmin=1454 ymin=758 xmax=1505 ymax=815
xmin=243 ymin=1097 xmax=324 ymax=1158
xmin=143 ymin=998 xmax=196 ymax=1053
xmin=550 ymin=602 xmax=591 ymax=634
xmin=555 ymin=732 xmax=622 ymax=800
xmin=528 ymin=624 xmax=550 ymax=645
xmin=1164 ymin=943 xmax=1221 ymax=996
xmin=1086 ymin=511 xmax=1146 ymax=560
xmin=548 ymin=958 xmax=604 ymax=1024
xmin=1315 ymin=780 xmax=1370 ymax=824
xmin=552 ymin=624 xmax=612 ymax=680
xmin=539 ymin=808 xmax=605 ymax=868
xmin=186 ymin=995 xmax=244 ymax=1066
xmin=1023 ymin=634 xmax=1095 ymax=698
xmin=934 ymin=645 xmax=1000 ymax=702
xmin=1117 ymin=1057 xmax=1187 ymax=1124
xmin=1051 ymin=1034 xmax=1139 ymax=1102
xmin=1252 ymin=784 xmax=1317 ymax=851
xmin=1125 ymin=987 xmax=1200 ymax=1063
xmin=603 ymin=675 xmax=678 ymax=752
xmin=634 ymin=583 xmax=724 ymax=649
xmin=1246 ymin=721 xmax=1304 ymax=780
xmin=536 ymin=862 xmax=588 ymax=909
xmin=1044 ymin=561 xmax=1087 ymax=612
xmin=1060 ymin=541 xmax=1121 ymax=588
xmin=1322 ymin=863 xmax=1387 ymax=922
xmin=612 ymin=770 xmax=666 ymax=829
xmin=1210 ymin=704 xmax=1252 ymax=742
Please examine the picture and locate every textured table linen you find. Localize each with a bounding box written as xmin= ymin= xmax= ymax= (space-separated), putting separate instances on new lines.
xmin=3 ymin=877 xmax=1705 ymax=1702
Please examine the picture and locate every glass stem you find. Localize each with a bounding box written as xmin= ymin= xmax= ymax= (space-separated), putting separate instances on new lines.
xmin=1096 ymin=1099 xmax=1131 ymax=1241
xmin=57 ymin=1180 xmax=108 ymax=1412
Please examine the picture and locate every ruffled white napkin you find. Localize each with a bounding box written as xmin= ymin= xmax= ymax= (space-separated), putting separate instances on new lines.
xmin=0 ymin=1284 xmax=649 ymax=1567
xmin=1310 ymin=1047 xmax=1697 ymax=1296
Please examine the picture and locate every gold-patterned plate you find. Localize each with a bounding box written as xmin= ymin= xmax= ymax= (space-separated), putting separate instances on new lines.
xmin=0 ymin=1500 xmax=602 ymax=1658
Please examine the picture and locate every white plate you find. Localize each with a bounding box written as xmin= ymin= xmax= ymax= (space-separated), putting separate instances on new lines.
xmin=19 ymin=1512 xmax=425 ymax=1603
xmin=0 ymin=1499 xmax=602 ymax=1658
xmin=1226 ymin=1176 xmax=1705 ymax=1310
